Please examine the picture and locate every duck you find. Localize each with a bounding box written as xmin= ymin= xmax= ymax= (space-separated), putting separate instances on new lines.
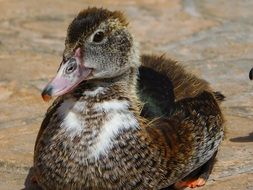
xmin=33 ymin=7 xmax=225 ymax=190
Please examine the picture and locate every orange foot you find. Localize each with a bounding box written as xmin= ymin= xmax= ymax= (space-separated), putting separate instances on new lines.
xmin=175 ymin=178 xmax=206 ymax=189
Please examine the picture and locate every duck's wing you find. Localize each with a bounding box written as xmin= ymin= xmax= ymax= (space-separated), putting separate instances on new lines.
xmin=137 ymin=55 xmax=225 ymax=119
xmin=140 ymin=55 xmax=212 ymax=101
xmin=138 ymin=55 xmax=224 ymax=183
xmin=34 ymin=98 xmax=63 ymax=150
xmin=146 ymin=91 xmax=224 ymax=182
xmin=137 ymin=65 xmax=175 ymax=118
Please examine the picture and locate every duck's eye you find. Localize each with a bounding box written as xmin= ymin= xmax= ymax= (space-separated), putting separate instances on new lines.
xmin=65 ymin=60 xmax=77 ymax=74
xmin=92 ymin=31 xmax=105 ymax=43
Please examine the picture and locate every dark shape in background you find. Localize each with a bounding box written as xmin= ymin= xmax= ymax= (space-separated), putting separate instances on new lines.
xmin=249 ymin=68 xmax=253 ymax=80
xmin=230 ymin=132 xmax=253 ymax=143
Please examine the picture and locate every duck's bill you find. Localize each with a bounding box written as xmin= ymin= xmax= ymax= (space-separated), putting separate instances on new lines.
xmin=41 ymin=55 xmax=92 ymax=102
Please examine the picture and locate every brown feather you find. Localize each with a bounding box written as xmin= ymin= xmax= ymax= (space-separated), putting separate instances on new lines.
xmin=141 ymin=55 xmax=212 ymax=101
xmin=66 ymin=7 xmax=128 ymax=45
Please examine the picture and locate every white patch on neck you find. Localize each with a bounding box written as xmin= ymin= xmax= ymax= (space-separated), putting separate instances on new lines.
xmin=63 ymin=112 xmax=83 ymax=133
xmin=89 ymin=111 xmax=139 ymax=159
xmin=73 ymin=101 xmax=87 ymax=113
xmin=58 ymin=99 xmax=85 ymax=137
xmin=94 ymin=100 xmax=129 ymax=113
xmin=83 ymin=87 xmax=105 ymax=97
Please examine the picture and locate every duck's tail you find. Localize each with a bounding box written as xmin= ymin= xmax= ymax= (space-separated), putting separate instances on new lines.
xmin=213 ymin=91 xmax=225 ymax=102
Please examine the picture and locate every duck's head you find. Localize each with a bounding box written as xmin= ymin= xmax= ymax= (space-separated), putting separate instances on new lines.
xmin=42 ymin=7 xmax=139 ymax=101
xmin=250 ymin=68 xmax=253 ymax=80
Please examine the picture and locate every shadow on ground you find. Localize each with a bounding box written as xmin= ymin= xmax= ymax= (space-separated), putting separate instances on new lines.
xmin=230 ymin=132 xmax=253 ymax=143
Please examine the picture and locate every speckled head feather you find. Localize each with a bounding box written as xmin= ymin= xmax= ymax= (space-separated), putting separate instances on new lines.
xmin=42 ymin=7 xmax=138 ymax=101
xmin=66 ymin=7 xmax=128 ymax=45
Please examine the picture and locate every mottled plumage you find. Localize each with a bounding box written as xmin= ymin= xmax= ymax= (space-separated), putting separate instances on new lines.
xmin=33 ymin=7 xmax=225 ymax=190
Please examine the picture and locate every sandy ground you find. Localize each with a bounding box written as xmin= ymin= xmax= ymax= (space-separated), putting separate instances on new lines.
xmin=0 ymin=0 xmax=252 ymax=189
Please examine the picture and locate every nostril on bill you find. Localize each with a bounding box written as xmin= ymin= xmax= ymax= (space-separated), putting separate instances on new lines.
xmin=42 ymin=85 xmax=53 ymax=96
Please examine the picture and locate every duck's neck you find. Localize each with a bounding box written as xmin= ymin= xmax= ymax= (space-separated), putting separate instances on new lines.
xmin=75 ymin=67 xmax=140 ymax=106
xmin=62 ymin=67 xmax=142 ymax=160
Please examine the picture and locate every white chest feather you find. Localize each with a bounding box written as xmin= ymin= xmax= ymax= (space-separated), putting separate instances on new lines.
xmin=57 ymin=97 xmax=139 ymax=159
xmin=90 ymin=100 xmax=139 ymax=159
xmin=62 ymin=112 xmax=83 ymax=133
xmin=57 ymin=99 xmax=86 ymax=137
xmin=93 ymin=99 xmax=130 ymax=112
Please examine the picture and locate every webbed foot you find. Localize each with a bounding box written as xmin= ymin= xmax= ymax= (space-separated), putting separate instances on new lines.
xmin=174 ymin=177 xmax=206 ymax=189
xmin=174 ymin=151 xmax=217 ymax=189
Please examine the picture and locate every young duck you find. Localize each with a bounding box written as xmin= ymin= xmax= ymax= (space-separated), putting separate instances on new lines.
xmin=33 ymin=7 xmax=225 ymax=190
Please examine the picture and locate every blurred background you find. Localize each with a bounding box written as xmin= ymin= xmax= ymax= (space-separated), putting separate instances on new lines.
xmin=0 ymin=0 xmax=252 ymax=189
